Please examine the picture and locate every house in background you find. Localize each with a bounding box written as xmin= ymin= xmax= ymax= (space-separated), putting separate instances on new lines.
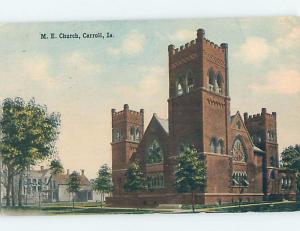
xmin=52 ymin=169 xmax=92 ymax=202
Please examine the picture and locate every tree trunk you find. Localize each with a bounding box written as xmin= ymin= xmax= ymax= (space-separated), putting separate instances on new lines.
xmin=18 ymin=171 xmax=23 ymax=207
xmin=11 ymin=175 xmax=15 ymax=207
xmin=191 ymin=191 xmax=195 ymax=213
xmin=6 ymin=168 xmax=11 ymax=207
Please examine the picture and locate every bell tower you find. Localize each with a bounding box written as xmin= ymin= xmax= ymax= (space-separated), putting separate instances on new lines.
xmin=111 ymin=104 xmax=144 ymax=196
xmin=167 ymin=29 xmax=231 ymax=194
xmin=168 ymin=28 xmax=230 ymax=156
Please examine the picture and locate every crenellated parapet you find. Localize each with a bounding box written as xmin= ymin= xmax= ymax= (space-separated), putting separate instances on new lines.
xmin=243 ymin=108 xmax=276 ymax=121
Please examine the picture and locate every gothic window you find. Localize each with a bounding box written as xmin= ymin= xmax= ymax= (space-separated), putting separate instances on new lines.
xmin=232 ymin=171 xmax=249 ymax=187
xmin=130 ymin=127 xmax=135 ymax=140
xmin=217 ymin=139 xmax=225 ymax=154
xmin=232 ymin=138 xmax=247 ymax=162
xmin=236 ymin=121 xmax=241 ymax=129
xmin=216 ymin=72 xmax=223 ymax=94
xmin=135 ymin=128 xmax=140 ymax=141
xmin=210 ymin=137 xmax=218 ymax=153
xmin=208 ymin=68 xmax=215 ymax=92
xmin=113 ymin=129 xmax=122 ymax=142
xmin=270 ymin=155 xmax=276 ymax=167
xmin=147 ymin=139 xmax=163 ymax=164
xmin=176 ymin=82 xmax=183 ymax=96
xmin=186 ymin=71 xmax=194 ymax=93
xmin=147 ymin=173 xmax=164 ymax=189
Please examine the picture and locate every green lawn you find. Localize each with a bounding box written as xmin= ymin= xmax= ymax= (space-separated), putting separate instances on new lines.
xmin=1 ymin=201 xmax=300 ymax=215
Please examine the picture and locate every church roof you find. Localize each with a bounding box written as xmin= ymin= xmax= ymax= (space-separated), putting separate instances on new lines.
xmin=153 ymin=114 xmax=169 ymax=134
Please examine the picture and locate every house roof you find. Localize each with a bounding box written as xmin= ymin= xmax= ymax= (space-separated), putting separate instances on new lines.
xmin=253 ymin=145 xmax=265 ymax=153
xmin=153 ymin=113 xmax=169 ymax=134
xmin=54 ymin=173 xmax=90 ymax=186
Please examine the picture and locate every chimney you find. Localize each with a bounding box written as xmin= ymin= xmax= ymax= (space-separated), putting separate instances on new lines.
xmin=262 ymin=108 xmax=267 ymax=114
xmin=40 ymin=166 xmax=44 ymax=171
xmin=67 ymin=169 xmax=69 ymax=175
xmin=124 ymin=104 xmax=129 ymax=111
xmin=81 ymin=169 xmax=84 ymax=175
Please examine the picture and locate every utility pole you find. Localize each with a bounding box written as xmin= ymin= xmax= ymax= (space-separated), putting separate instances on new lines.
xmin=0 ymin=157 xmax=2 ymax=209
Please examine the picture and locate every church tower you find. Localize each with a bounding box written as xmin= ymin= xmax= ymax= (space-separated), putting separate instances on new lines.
xmin=111 ymin=104 xmax=144 ymax=196
xmin=244 ymin=108 xmax=279 ymax=195
xmin=167 ymin=28 xmax=231 ymax=193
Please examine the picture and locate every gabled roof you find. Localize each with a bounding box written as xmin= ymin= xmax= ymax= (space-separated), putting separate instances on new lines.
xmin=231 ymin=111 xmax=265 ymax=154
xmin=54 ymin=173 xmax=90 ymax=186
xmin=153 ymin=113 xmax=169 ymax=134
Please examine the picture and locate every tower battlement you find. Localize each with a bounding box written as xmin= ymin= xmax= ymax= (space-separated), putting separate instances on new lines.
xmin=112 ymin=104 xmax=144 ymax=122
xmin=168 ymin=28 xmax=226 ymax=59
xmin=243 ymin=108 xmax=276 ymax=121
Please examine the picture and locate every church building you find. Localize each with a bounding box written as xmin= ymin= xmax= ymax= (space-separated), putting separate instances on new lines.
xmin=107 ymin=29 xmax=296 ymax=207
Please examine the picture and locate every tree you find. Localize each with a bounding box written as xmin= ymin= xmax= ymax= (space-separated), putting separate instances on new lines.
xmin=49 ymin=159 xmax=64 ymax=201
xmin=281 ymin=144 xmax=300 ymax=200
xmin=50 ymin=159 xmax=64 ymax=175
xmin=67 ymin=171 xmax=81 ymax=208
xmin=93 ymin=164 xmax=113 ymax=207
xmin=0 ymin=97 xmax=61 ymax=207
xmin=124 ymin=160 xmax=146 ymax=193
xmin=174 ymin=145 xmax=206 ymax=213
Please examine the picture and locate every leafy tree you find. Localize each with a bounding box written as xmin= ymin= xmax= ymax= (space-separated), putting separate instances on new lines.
xmin=0 ymin=97 xmax=61 ymax=207
xmin=50 ymin=159 xmax=64 ymax=175
xmin=93 ymin=164 xmax=113 ymax=207
xmin=174 ymin=145 xmax=206 ymax=213
xmin=67 ymin=171 xmax=81 ymax=208
xmin=124 ymin=160 xmax=146 ymax=193
xmin=281 ymin=145 xmax=300 ymax=200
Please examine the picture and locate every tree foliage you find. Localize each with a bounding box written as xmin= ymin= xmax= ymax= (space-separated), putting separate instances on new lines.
xmin=0 ymin=97 xmax=61 ymax=206
xmin=0 ymin=97 xmax=61 ymax=169
xmin=174 ymin=145 xmax=206 ymax=212
xmin=50 ymin=159 xmax=64 ymax=175
xmin=93 ymin=164 xmax=113 ymax=194
xmin=67 ymin=171 xmax=81 ymax=194
xmin=281 ymin=145 xmax=300 ymax=171
xmin=281 ymin=145 xmax=300 ymax=200
xmin=124 ymin=160 xmax=146 ymax=193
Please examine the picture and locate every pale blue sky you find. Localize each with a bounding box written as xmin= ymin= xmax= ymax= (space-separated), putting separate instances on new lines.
xmin=0 ymin=17 xmax=299 ymax=178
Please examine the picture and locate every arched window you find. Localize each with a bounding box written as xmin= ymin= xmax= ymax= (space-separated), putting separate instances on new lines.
xmin=208 ymin=68 xmax=215 ymax=92
xmin=130 ymin=127 xmax=135 ymax=140
xmin=147 ymin=139 xmax=163 ymax=164
xmin=135 ymin=128 xmax=140 ymax=141
xmin=177 ymin=82 xmax=183 ymax=96
xmin=217 ymin=139 xmax=224 ymax=154
xmin=216 ymin=72 xmax=223 ymax=94
xmin=186 ymin=71 xmax=194 ymax=93
xmin=210 ymin=137 xmax=218 ymax=153
xmin=232 ymin=137 xmax=248 ymax=162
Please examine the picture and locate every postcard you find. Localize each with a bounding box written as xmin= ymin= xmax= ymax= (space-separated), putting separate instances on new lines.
xmin=0 ymin=17 xmax=299 ymax=215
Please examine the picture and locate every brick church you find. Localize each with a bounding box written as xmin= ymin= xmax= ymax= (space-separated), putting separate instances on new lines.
xmin=108 ymin=29 xmax=296 ymax=207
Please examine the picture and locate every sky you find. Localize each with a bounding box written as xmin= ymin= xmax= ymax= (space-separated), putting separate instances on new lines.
xmin=0 ymin=17 xmax=299 ymax=178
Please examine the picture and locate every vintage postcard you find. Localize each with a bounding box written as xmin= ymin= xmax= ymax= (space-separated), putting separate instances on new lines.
xmin=0 ymin=17 xmax=299 ymax=215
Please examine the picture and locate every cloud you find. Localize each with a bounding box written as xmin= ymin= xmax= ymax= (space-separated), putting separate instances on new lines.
xmin=250 ymin=68 xmax=300 ymax=95
xmin=234 ymin=36 xmax=279 ymax=65
xmin=107 ymin=30 xmax=145 ymax=55
xmin=114 ymin=65 xmax=168 ymax=120
xmin=275 ymin=26 xmax=300 ymax=49
xmin=171 ymin=29 xmax=195 ymax=41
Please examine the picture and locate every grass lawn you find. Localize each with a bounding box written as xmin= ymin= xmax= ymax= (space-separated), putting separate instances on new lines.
xmin=1 ymin=201 xmax=300 ymax=215
xmin=197 ymin=201 xmax=300 ymax=212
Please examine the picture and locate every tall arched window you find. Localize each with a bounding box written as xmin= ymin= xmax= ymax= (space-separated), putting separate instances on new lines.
xmin=210 ymin=137 xmax=218 ymax=153
xmin=147 ymin=139 xmax=163 ymax=164
xmin=186 ymin=71 xmax=194 ymax=93
xmin=177 ymin=82 xmax=183 ymax=96
xmin=130 ymin=127 xmax=135 ymax=140
xmin=208 ymin=68 xmax=215 ymax=92
xmin=216 ymin=72 xmax=223 ymax=94
xmin=232 ymin=137 xmax=247 ymax=162
xmin=217 ymin=139 xmax=224 ymax=154
xmin=135 ymin=128 xmax=140 ymax=141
